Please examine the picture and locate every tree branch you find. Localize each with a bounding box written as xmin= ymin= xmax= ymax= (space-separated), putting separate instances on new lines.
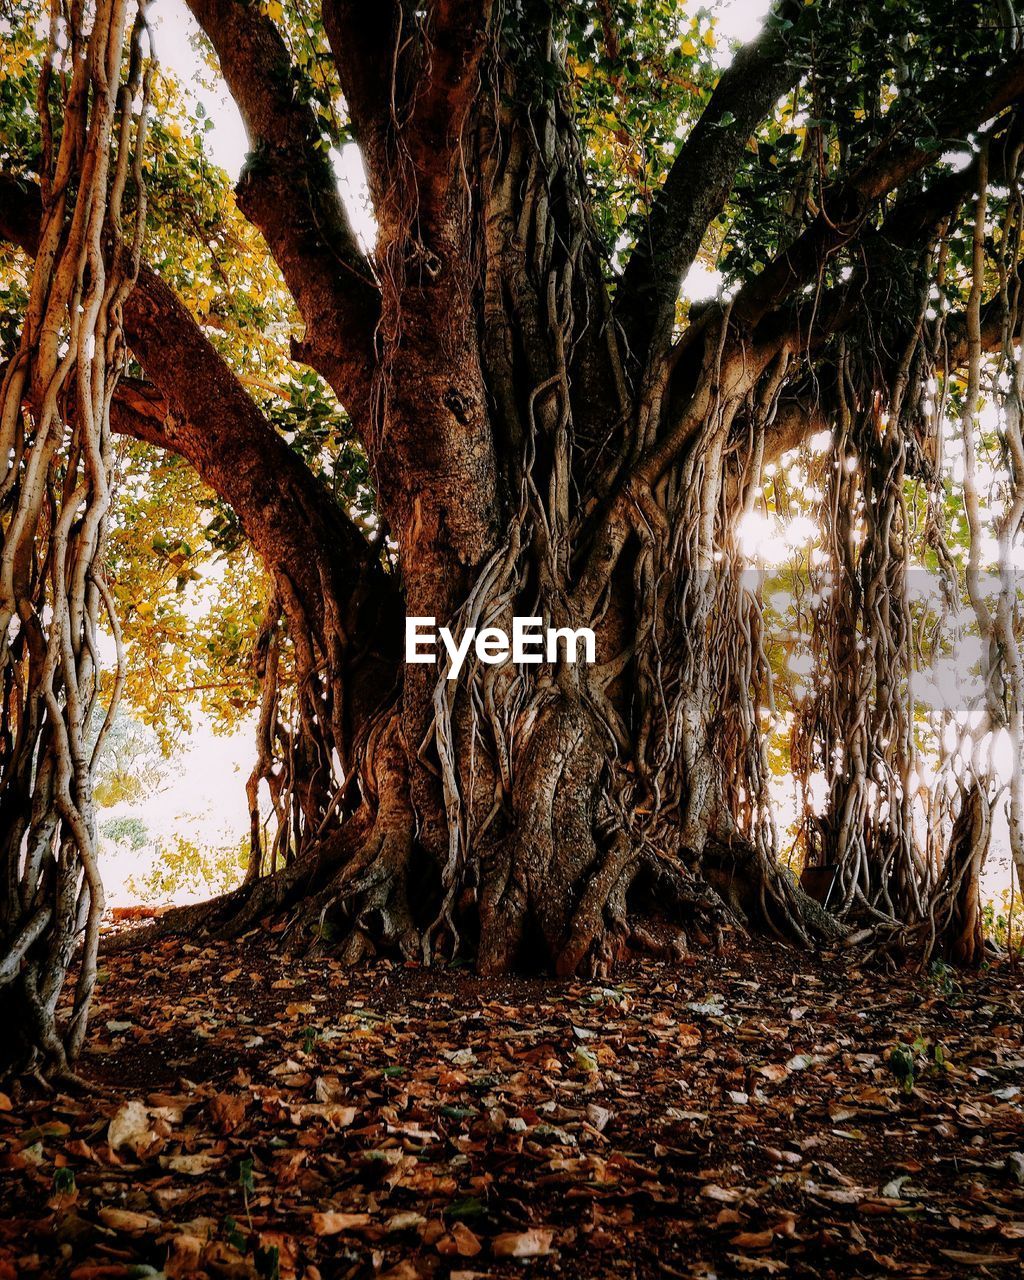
xmin=185 ymin=0 xmax=379 ymax=416
xmin=0 ymin=173 xmax=398 ymax=680
xmin=413 ymin=1 xmax=493 ymax=153
xmin=322 ymin=0 xmax=492 ymax=233
xmin=109 ymin=376 xmax=174 ymax=447
xmin=732 ymin=53 xmax=1024 ymax=332
xmin=750 ymin=110 xmax=1024 ymax=378
xmin=321 ymin=0 xmax=401 ymax=208
xmin=614 ymin=0 xmax=810 ymax=365
xmin=761 ymin=395 xmax=829 ymax=466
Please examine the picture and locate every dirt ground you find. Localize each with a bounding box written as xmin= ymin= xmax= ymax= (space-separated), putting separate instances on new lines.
xmin=0 ymin=929 xmax=1022 ymax=1279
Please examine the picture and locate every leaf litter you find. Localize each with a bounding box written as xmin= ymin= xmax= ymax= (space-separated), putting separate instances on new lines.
xmin=0 ymin=935 xmax=1021 ymax=1278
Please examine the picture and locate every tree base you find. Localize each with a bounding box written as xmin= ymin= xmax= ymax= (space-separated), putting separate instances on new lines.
xmin=102 ymin=816 xmax=846 ymax=977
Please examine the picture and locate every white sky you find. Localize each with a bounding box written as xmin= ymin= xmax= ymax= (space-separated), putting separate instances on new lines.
xmin=101 ymin=725 xmax=253 ymax=905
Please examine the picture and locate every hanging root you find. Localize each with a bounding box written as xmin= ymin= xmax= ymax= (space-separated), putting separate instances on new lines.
xmin=0 ymin=2 xmax=154 ymax=1077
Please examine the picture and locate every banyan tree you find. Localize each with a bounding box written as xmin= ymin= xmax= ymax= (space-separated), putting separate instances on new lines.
xmin=3 ymin=0 xmax=1024 ymax=1075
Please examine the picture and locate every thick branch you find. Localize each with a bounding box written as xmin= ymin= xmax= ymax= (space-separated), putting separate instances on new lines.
xmin=323 ymin=1 xmax=492 ymax=229
xmin=185 ymin=0 xmax=379 ymax=416
xmin=109 ymin=376 xmax=172 ymax=445
xmin=756 ymin=111 xmax=1024 ymax=376
xmin=321 ymin=0 xmax=400 ymax=209
xmin=1 ymin=174 xmax=400 ymax=714
xmin=762 ymin=395 xmax=828 ymax=466
xmin=413 ymin=1 xmax=493 ymax=156
xmin=614 ymin=0 xmax=809 ymax=364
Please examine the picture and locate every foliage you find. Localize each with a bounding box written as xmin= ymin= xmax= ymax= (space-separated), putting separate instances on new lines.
xmin=124 ymin=833 xmax=249 ymax=904
xmin=565 ymin=0 xmax=723 ymax=252
xmin=982 ymin=884 xmax=1024 ymax=954
xmin=92 ymin=716 xmax=166 ymax=809
xmin=106 ymin=445 xmax=271 ymax=744
xmin=98 ymin=816 xmax=150 ymax=852
xmin=888 ymin=1036 xmax=951 ymax=1094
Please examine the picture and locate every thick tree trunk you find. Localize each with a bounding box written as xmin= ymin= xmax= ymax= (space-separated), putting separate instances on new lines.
xmin=102 ymin=3 xmax=843 ymax=976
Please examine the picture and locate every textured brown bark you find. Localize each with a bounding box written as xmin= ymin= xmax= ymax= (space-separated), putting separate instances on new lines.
xmin=183 ymin=0 xmax=379 ymax=417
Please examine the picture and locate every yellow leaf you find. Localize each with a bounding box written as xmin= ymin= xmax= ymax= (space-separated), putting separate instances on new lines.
xmin=312 ymin=1211 xmax=372 ymax=1236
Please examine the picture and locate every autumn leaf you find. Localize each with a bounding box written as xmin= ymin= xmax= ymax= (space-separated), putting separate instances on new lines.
xmin=492 ymin=1228 xmax=555 ymax=1258
xmin=106 ymin=1100 xmax=159 ymax=1157
xmin=311 ymin=1211 xmax=372 ymax=1235
xmin=97 ymin=1207 xmax=162 ymax=1235
xmin=210 ymin=1090 xmax=248 ymax=1134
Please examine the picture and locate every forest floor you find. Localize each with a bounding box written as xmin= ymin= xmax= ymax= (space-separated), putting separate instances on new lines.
xmin=0 ymin=930 xmax=1022 ymax=1280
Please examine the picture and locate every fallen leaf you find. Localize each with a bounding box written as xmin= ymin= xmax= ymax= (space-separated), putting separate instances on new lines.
xmin=731 ymin=1230 xmax=774 ymax=1249
xmin=159 ymin=1152 xmax=221 ymax=1176
xmin=492 ymin=1228 xmax=555 ymax=1258
xmin=97 ymin=1207 xmax=161 ymax=1235
xmin=163 ymin=1234 xmax=203 ymax=1279
xmin=209 ymin=1091 xmax=248 ymax=1134
xmin=451 ymin=1222 xmax=482 ymax=1257
xmin=311 ymin=1211 xmax=372 ymax=1235
xmin=106 ymin=1100 xmax=158 ymax=1157
xmin=702 ymin=1184 xmax=742 ymax=1204
xmin=939 ymin=1251 xmax=1016 ymax=1265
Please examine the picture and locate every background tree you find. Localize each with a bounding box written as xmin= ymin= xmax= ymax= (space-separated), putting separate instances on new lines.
xmin=3 ymin=0 xmax=1024 ymax=1062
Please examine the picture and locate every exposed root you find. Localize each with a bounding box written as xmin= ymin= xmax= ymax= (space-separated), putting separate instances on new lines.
xmin=286 ymin=715 xmax=421 ymax=963
xmin=101 ymin=710 xmax=843 ymax=978
xmin=291 ymin=813 xmax=418 ymax=964
xmin=703 ymin=835 xmax=847 ymax=948
xmin=99 ymin=820 xmax=364 ymax=956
